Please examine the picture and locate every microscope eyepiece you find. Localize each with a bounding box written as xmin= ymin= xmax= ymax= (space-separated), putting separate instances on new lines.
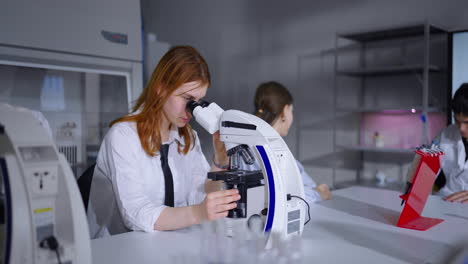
xmin=186 ymin=100 xmax=199 ymax=114
xmin=199 ymin=100 xmax=210 ymax=107
xmin=186 ymin=100 xmax=211 ymax=114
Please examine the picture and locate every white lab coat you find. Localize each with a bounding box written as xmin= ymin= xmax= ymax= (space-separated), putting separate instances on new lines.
xmin=87 ymin=121 xmax=210 ymax=238
xmin=436 ymin=124 xmax=468 ymax=196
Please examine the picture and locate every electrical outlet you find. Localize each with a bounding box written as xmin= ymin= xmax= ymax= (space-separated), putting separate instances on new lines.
xmin=26 ymin=166 xmax=58 ymax=196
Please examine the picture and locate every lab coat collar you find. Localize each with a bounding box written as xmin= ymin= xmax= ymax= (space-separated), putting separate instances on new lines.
xmin=162 ymin=127 xmax=184 ymax=146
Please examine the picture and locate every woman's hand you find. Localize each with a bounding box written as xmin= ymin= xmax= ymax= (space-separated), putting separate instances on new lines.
xmin=212 ymin=131 xmax=229 ymax=169
xmin=195 ymin=189 xmax=240 ymax=222
xmin=205 ymin=179 xmax=225 ymax=193
xmin=315 ymin=184 xmax=332 ymax=201
xmin=444 ymin=190 xmax=468 ymax=203
xmin=154 ymin=189 xmax=239 ymax=230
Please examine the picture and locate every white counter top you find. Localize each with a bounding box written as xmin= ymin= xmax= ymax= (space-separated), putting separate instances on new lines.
xmin=91 ymin=186 xmax=468 ymax=263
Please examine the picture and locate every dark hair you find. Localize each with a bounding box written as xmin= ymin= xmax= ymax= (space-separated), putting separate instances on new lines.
xmin=451 ymin=83 xmax=468 ymax=116
xmin=254 ymin=81 xmax=293 ymax=125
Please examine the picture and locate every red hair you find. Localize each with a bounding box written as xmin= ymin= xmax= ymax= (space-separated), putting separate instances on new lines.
xmin=111 ymin=46 xmax=210 ymax=156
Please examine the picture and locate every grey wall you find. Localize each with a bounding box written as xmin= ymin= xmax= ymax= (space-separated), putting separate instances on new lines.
xmin=141 ymin=0 xmax=468 ymax=187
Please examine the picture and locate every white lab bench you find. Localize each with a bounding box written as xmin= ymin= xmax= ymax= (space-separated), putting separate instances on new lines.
xmin=91 ymin=186 xmax=468 ymax=263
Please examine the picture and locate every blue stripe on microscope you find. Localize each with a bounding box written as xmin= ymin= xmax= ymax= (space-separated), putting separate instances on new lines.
xmin=256 ymin=145 xmax=275 ymax=232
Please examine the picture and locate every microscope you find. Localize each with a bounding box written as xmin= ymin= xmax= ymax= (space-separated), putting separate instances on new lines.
xmin=0 ymin=104 xmax=91 ymax=264
xmin=186 ymin=100 xmax=306 ymax=244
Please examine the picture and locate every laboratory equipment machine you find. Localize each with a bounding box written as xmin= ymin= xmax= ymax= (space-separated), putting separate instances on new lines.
xmin=0 ymin=104 xmax=91 ymax=263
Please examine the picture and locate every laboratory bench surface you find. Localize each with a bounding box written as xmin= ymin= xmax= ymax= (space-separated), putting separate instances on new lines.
xmin=91 ymin=186 xmax=468 ymax=264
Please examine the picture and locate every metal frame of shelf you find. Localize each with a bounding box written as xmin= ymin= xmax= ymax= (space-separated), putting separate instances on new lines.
xmin=336 ymin=144 xmax=415 ymax=154
xmin=334 ymin=106 xmax=443 ymax=113
xmin=337 ymin=64 xmax=442 ymax=76
xmin=340 ymin=24 xmax=446 ymax=42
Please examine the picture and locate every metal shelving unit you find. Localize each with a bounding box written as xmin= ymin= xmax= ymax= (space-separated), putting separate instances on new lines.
xmin=328 ymin=22 xmax=449 ymax=188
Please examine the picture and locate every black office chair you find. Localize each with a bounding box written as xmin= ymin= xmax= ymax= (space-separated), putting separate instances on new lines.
xmin=77 ymin=163 xmax=96 ymax=212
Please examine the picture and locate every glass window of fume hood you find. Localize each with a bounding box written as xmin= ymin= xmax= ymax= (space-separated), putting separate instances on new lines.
xmin=0 ymin=64 xmax=130 ymax=177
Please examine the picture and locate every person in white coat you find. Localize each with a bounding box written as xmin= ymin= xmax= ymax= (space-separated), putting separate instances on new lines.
xmin=244 ymin=81 xmax=332 ymax=202
xmin=87 ymin=46 xmax=240 ymax=237
xmin=435 ymin=83 xmax=468 ymax=203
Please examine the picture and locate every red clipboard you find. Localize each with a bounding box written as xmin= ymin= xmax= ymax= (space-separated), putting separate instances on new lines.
xmin=397 ymin=149 xmax=444 ymax=231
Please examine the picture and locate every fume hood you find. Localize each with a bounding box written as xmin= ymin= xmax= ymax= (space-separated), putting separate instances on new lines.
xmin=0 ymin=0 xmax=143 ymax=176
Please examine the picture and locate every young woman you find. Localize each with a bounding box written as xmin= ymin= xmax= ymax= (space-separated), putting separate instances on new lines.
xmin=253 ymin=81 xmax=332 ymax=203
xmin=87 ymin=46 xmax=240 ymax=238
